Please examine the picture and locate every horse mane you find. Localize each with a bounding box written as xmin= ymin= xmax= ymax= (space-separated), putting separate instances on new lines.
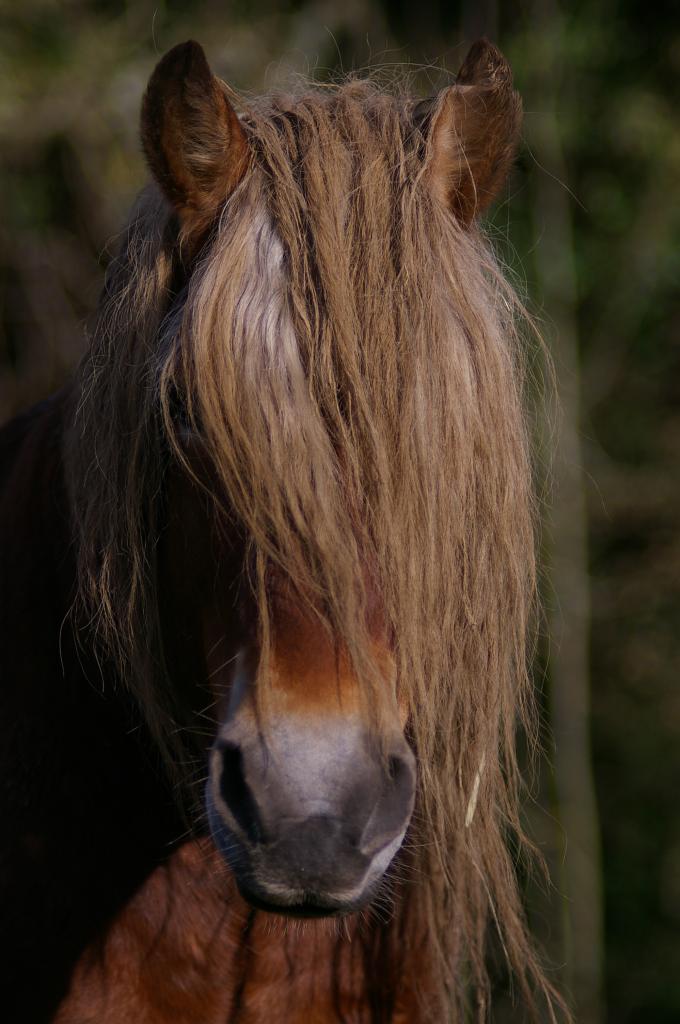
xmin=66 ymin=78 xmax=561 ymax=1019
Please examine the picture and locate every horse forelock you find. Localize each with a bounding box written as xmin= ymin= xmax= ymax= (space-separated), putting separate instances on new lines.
xmin=67 ymin=78 xmax=559 ymax=1019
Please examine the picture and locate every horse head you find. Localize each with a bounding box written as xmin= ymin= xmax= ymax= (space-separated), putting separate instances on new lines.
xmin=132 ymin=37 xmax=525 ymax=918
xmin=68 ymin=36 xmax=542 ymax=1012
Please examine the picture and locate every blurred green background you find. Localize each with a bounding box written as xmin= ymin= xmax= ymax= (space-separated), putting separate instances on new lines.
xmin=1 ymin=1 xmax=678 ymax=1021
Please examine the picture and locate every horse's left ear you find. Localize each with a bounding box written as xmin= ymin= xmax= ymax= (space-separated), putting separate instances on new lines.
xmin=417 ymin=39 xmax=522 ymax=225
xmin=140 ymin=40 xmax=249 ymax=241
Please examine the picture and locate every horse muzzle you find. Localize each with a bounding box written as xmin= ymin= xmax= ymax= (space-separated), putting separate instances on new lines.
xmin=206 ymin=715 xmax=416 ymax=916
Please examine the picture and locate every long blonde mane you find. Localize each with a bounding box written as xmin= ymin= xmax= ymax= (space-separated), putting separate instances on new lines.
xmin=67 ymin=79 xmax=561 ymax=1020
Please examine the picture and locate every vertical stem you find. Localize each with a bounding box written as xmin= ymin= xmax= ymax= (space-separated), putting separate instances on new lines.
xmin=529 ymin=4 xmax=604 ymax=1021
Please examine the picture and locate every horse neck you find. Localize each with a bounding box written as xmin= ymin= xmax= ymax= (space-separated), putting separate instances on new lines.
xmin=0 ymin=390 xmax=184 ymax=1020
xmin=56 ymin=837 xmax=433 ymax=1024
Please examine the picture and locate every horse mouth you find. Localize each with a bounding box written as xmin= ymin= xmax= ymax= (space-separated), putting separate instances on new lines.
xmin=236 ymin=882 xmax=353 ymax=918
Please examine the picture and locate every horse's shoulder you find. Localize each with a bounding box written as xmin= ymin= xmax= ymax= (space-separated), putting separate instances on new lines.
xmin=0 ymin=392 xmax=68 ymax=530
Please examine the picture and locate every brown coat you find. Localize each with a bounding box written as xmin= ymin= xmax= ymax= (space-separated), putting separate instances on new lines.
xmin=55 ymin=840 xmax=427 ymax=1023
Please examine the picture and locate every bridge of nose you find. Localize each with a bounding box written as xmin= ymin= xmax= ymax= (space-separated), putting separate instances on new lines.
xmin=244 ymin=716 xmax=385 ymax=826
xmin=219 ymin=589 xmax=404 ymax=821
xmin=210 ymin=584 xmax=415 ymax=896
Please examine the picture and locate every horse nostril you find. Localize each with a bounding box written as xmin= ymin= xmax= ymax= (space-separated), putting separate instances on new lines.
xmin=358 ymin=749 xmax=416 ymax=857
xmin=218 ymin=741 xmax=262 ymax=844
xmin=387 ymin=753 xmax=414 ymax=801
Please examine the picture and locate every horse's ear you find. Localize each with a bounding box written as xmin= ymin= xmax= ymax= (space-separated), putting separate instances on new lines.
xmin=141 ymin=41 xmax=249 ymax=240
xmin=417 ymin=39 xmax=522 ymax=225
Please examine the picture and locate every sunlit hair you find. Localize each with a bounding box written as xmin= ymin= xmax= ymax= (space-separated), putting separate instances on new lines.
xmin=66 ymin=80 xmax=562 ymax=1020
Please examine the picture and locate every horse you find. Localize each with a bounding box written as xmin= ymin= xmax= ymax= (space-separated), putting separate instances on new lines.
xmin=0 ymin=37 xmax=564 ymax=1022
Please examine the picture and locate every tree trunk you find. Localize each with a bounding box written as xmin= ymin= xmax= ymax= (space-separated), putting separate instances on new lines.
xmin=529 ymin=3 xmax=604 ymax=1020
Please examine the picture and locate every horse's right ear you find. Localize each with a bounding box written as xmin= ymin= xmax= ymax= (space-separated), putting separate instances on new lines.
xmin=416 ymin=39 xmax=522 ymax=226
xmin=141 ymin=41 xmax=249 ymax=241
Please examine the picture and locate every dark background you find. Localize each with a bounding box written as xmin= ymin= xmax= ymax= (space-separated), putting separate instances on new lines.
xmin=1 ymin=2 xmax=678 ymax=1021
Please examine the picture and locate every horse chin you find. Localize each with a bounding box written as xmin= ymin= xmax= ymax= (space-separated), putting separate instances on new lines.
xmin=232 ymin=880 xmax=364 ymax=919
